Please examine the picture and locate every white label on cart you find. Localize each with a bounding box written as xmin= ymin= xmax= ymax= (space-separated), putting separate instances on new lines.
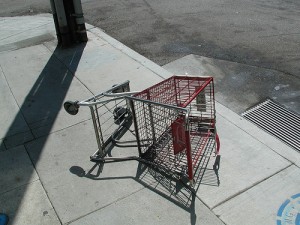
xmin=196 ymin=87 xmax=206 ymax=112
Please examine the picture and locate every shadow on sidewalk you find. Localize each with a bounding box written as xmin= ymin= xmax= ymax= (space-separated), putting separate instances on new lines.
xmin=0 ymin=42 xmax=86 ymax=224
xmin=70 ymin=140 xmax=219 ymax=225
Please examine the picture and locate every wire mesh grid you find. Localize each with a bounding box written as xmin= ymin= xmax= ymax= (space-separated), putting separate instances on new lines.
xmin=135 ymin=134 xmax=217 ymax=209
xmin=91 ymin=99 xmax=128 ymax=140
xmin=88 ymin=83 xmax=132 ymax=157
xmin=64 ymin=76 xmax=218 ymax=185
xmin=130 ymin=76 xmax=217 ymax=181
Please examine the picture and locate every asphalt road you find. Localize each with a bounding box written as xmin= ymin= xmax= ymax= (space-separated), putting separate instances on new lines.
xmin=2 ymin=0 xmax=300 ymax=77
xmin=1 ymin=0 xmax=299 ymax=113
xmin=82 ymin=0 xmax=300 ymax=77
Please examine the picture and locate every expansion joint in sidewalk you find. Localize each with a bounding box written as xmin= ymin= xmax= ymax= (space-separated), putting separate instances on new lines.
xmin=23 ymin=144 xmax=63 ymax=225
xmin=0 ymin=63 xmax=35 ymax=142
xmin=66 ymin=183 xmax=153 ymax=224
xmin=42 ymin=42 xmax=95 ymax=96
xmin=217 ymin=111 xmax=296 ymax=166
xmin=211 ymin=163 xmax=293 ymax=210
xmin=0 ymin=22 xmax=53 ymax=42
xmin=0 ymin=177 xmax=39 ymax=196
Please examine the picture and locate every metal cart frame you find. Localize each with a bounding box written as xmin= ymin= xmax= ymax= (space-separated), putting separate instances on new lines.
xmin=64 ymin=75 xmax=220 ymax=186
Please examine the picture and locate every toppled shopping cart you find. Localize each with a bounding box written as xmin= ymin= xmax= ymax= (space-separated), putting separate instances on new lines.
xmin=64 ymin=76 xmax=220 ymax=186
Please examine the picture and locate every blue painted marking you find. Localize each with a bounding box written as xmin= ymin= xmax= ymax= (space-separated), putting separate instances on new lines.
xmin=295 ymin=213 xmax=300 ymax=225
xmin=277 ymin=193 xmax=300 ymax=225
xmin=292 ymin=193 xmax=300 ymax=200
xmin=0 ymin=214 xmax=8 ymax=225
xmin=278 ymin=199 xmax=291 ymax=217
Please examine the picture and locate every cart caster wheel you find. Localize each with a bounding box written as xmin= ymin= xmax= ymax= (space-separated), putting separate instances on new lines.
xmin=188 ymin=179 xmax=196 ymax=189
xmin=216 ymin=133 xmax=220 ymax=155
xmin=213 ymin=155 xmax=221 ymax=171
xmin=64 ymin=101 xmax=79 ymax=115
xmin=113 ymin=106 xmax=129 ymax=124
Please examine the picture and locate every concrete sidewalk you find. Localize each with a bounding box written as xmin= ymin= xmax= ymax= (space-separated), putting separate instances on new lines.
xmin=0 ymin=14 xmax=299 ymax=225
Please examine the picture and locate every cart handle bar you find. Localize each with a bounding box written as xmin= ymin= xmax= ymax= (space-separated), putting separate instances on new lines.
xmin=78 ymin=91 xmax=138 ymax=106
xmin=64 ymin=81 xmax=136 ymax=115
xmin=81 ymin=80 xmax=131 ymax=103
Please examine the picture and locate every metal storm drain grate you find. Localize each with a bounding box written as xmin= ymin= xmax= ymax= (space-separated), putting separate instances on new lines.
xmin=242 ymin=99 xmax=300 ymax=151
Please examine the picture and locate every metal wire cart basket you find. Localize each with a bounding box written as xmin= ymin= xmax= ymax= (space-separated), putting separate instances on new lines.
xmin=64 ymin=75 xmax=220 ymax=185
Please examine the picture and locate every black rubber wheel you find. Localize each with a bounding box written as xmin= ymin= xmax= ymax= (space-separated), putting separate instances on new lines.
xmin=64 ymin=101 xmax=79 ymax=115
xmin=213 ymin=155 xmax=221 ymax=171
xmin=113 ymin=106 xmax=130 ymax=124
